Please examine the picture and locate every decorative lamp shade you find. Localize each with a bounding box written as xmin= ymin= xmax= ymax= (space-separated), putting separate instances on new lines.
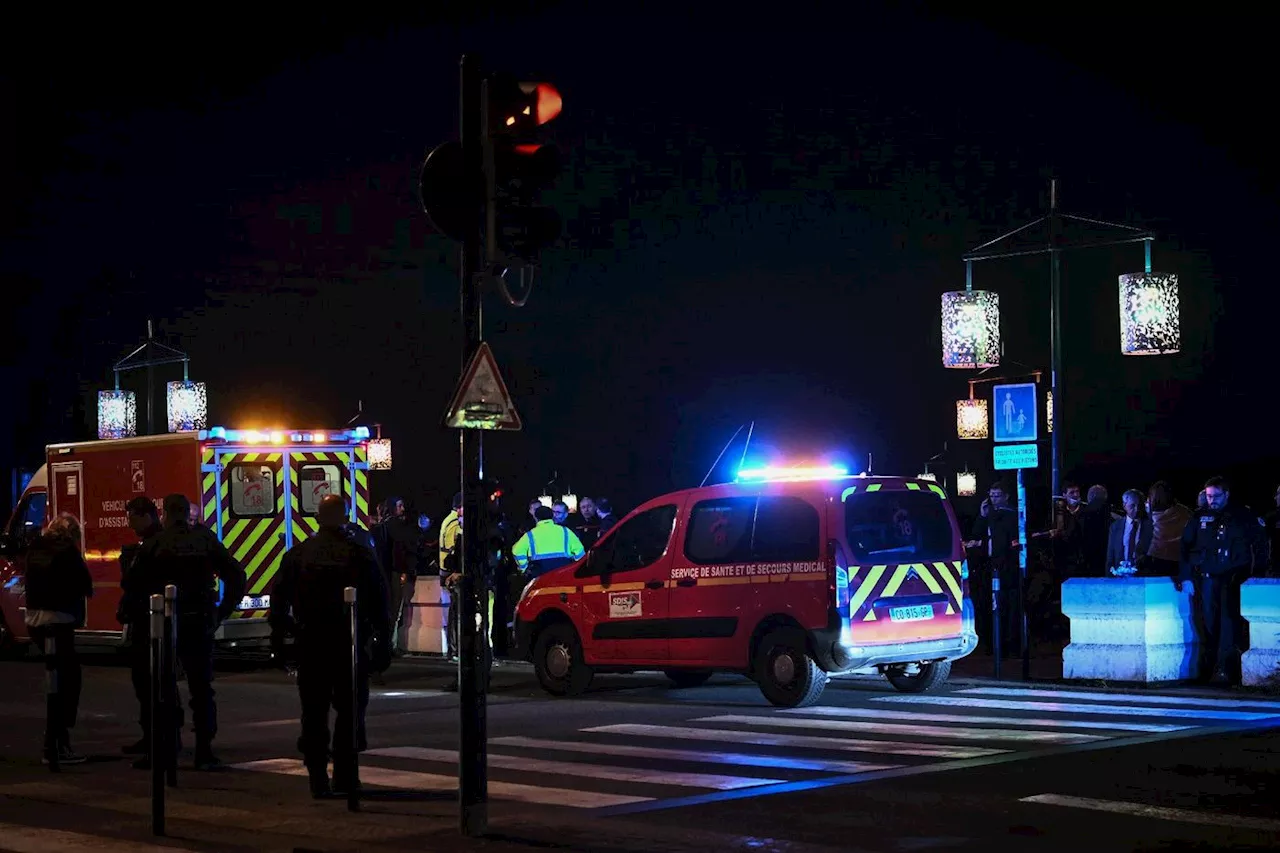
xmin=956 ymin=398 xmax=989 ymax=440
xmin=367 ymin=438 xmax=393 ymax=471
xmin=538 ymin=494 xmax=554 ymax=508
xmin=941 ymin=290 xmax=1001 ymax=369
xmin=956 ymin=471 xmax=978 ymax=497
xmin=98 ymin=390 xmax=137 ymax=440
xmin=1119 ymin=272 xmax=1180 ymax=355
xmin=562 ymin=493 xmax=578 ymax=513
xmin=1046 ymin=390 xmax=1054 ymax=433
xmin=166 ymin=380 xmax=208 ymax=432
xmin=918 ymin=472 xmax=937 ymax=482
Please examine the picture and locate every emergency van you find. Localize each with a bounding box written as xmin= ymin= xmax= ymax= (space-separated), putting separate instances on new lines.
xmin=0 ymin=426 xmax=375 ymax=651
xmin=513 ymin=465 xmax=977 ymax=707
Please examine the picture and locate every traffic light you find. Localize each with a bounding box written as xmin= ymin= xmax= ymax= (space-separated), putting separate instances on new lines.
xmin=484 ymin=74 xmax=563 ymax=264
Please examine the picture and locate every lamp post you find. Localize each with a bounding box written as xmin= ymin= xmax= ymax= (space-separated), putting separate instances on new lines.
xmin=958 ymin=180 xmax=1176 ymax=499
xmin=106 ymin=320 xmax=205 ymax=437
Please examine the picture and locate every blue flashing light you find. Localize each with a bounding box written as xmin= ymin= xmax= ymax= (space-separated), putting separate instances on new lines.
xmin=208 ymin=426 xmax=227 ymax=440
xmin=352 ymin=425 xmax=371 ymax=439
xmin=736 ymin=464 xmax=850 ymax=483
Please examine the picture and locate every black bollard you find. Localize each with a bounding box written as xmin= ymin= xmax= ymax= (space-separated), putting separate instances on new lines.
xmin=344 ymin=586 xmax=359 ymax=813
xmin=149 ymin=593 xmax=166 ymax=836
xmin=163 ymin=585 xmax=178 ymax=787
xmin=44 ymin=633 xmax=59 ymax=772
xmin=991 ymin=575 xmax=1002 ymax=681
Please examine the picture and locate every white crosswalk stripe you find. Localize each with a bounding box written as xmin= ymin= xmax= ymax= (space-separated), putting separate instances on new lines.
xmin=231 ymin=685 xmax=1278 ymax=811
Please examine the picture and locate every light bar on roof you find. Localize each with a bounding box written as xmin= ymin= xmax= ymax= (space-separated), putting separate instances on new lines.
xmin=199 ymin=427 xmax=374 ymax=444
xmin=736 ymin=464 xmax=850 ymax=483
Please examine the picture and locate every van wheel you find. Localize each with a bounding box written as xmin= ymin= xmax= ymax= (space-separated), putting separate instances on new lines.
xmin=885 ymin=660 xmax=951 ymax=693
xmin=664 ymin=669 xmax=713 ymax=689
xmin=755 ymin=629 xmax=827 ymax=708
xmin=532 ymin=623 xmax=593 ymax=697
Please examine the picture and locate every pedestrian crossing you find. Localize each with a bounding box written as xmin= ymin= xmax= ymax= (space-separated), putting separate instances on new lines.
xmin=230 ymin=685 xmax=1280 ymax=812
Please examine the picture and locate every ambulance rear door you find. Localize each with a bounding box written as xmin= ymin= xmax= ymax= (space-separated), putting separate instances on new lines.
xmin=287 ymin=444 xmax=369 ymax=545
xmin=211 ymin=448 xmax=285 ymax=621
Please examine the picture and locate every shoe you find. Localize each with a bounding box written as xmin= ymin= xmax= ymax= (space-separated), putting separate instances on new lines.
xmin=193 ymin=750 xmax=222 ymax=771
xmin=122 ymin=738 xmax=148 ymax=755
xmin=42 ymin=745 xmax=87 ymax=766
xmin=307 ymin=770 xmax=331 ymax=799
xmin=331 ymin=777 xmax=361 ymax=797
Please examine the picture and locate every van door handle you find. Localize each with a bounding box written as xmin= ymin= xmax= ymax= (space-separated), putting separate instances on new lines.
xmin=645 ymin=581 xmax=664 ymax=589
xmin=676 ymin=578 xmax=697 ymax=587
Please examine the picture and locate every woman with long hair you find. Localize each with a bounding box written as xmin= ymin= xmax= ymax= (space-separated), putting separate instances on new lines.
xmin=24 ymin=512 xmax=94 ymax=764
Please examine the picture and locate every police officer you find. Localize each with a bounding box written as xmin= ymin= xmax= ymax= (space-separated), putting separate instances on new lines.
xmin=125 ymin=494 xmax=246 ymax=770
xmin=269 ymin=494 xmax=390 ymax=798
xmin=1179 ymin=476 xmax=1262 ymax=685
xmin=512 ymin=505 xmax=585 ymax=580
xmin=118 ymin=495 xmax=166 ymax=755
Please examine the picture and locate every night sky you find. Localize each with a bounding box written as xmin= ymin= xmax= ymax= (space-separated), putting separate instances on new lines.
xmin=2 ymin=4 xmax=1275 ymax=520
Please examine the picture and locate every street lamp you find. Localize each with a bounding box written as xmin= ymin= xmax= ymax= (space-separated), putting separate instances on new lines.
xmin=956 ymin=469 xmax=977 ymax=497
xmin=166 ymin=380 xmax=208 ymax=432
xmin=561 ymin=491 xmax=579 ymax=513
xmin=957 ymin=179 xmax=1176 ymax=498
xmin=97 ymin=389 xmax=137 ymax=440
xmin=941 ymin=280 xmax=1001 ymax=369
xmin=106 ymin=320 xmax=204 ymax=436
xmin=1046 ymin=389 xmax=1054 ymax=433
xmin=956 ymin=396 xmax=989 ymax=440
xmin=368 ymin=423 xmax=393 ymax=471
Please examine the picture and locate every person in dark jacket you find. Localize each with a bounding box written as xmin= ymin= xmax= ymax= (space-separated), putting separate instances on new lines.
xmin=124 ymin=494 xmax=246 ymax=770
xmin=269 ymin=494 xmax=390 ymax=798
xmin=1178 ymin=476 xmax=1263 ymax=685
xmin=968 ymin=482 xmax=1021 ymax=656
xmin=119 ymin=495 xmax=166 ymax=755
xmin=372 ymin=497 xmax=417 ymax=655
xmin=24 ymin=513 xmax=93 ymax=764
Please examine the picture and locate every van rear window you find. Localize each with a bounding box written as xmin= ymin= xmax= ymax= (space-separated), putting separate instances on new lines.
xmin=844 ymin=491 xmax=953 ymax=563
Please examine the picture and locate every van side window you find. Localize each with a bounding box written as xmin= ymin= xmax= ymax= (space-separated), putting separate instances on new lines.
xmin=844 ymin=492 xmax=953 ymax=563
xmin=752 ymin=496 xmax=820 ymax=562
xmin=229 ymin=465 xmax=276 ymax=518
xmin=298 ymin=464 xmax=343 ymax=514
xmin=685 ymin=497 xmax=756 ymax=564
xmin=602 ymin=504 xmax=679 ymax=573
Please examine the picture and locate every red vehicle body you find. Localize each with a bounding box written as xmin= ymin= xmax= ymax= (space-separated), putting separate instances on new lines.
xmin=513 ymin=471 xmax=977 ymax=707
xmin=0 ymin=427 xmax=373 ymax=651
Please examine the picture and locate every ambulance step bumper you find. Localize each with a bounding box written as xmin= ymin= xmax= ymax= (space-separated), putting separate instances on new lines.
xmin=826 ymin=632 xmax=978 ymax=674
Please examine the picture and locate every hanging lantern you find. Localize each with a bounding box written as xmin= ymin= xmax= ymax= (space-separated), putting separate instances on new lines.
xmin=562 ymin=492 xmax=579 ymax=513
xmin=98 ymin=390 xmax=137 ymax=440
xmin=1119 ymin=272 xmax=1180 ymax=355
xmin=367 ymin=438 xmax=393 ymax=471
xmin=956 ymin=398 xmax=989 ymax=440
xmin=166 ymin=380 xmax=208 ymax=432
xmin=956 ymin=470 xmax=977 ymax=497
xmin=918 ymin=472 xmax=937 ymax=483
xmin=1045 ymin=389 xmax=1054 ymax=433
xmin=537 ymin=494 xmax=554 ymax=508
xmin=941 ymin=289 xmax=1001 ymax=369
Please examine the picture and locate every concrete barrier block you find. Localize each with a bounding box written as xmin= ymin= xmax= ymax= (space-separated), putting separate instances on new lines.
xmin=1061 ymin=577 xmax=1199 ymax=683
xmin=1241 ymin=578 xmax=1280 ymax=688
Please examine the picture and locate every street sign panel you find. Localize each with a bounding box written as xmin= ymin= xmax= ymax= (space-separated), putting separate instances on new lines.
xmin=992 ymin=382 xmax=1038 ymax=443
xmin=444 ymin=342 xmax=523 ymax=431
xmin=993 ymin=442 xmax=1038 ymax=471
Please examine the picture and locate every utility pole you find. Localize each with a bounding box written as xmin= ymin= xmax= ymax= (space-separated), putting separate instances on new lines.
xmin=456 ymin=52 xmax=488 ymax=837
xmin=1048 ymin=180 xmax=1063 ymax=500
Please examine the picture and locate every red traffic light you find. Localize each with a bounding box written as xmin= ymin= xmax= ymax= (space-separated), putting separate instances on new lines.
xmin=529 ymin=82 xmax=561 ymax=126
xmin=491 ymin=75 xmax=562 ymax=132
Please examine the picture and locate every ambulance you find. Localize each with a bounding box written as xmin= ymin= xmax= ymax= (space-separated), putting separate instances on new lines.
xmin=0 ymin=426 xmax=375 ymax=651
xmin=513 ymin=464 xmax=978 ymax=707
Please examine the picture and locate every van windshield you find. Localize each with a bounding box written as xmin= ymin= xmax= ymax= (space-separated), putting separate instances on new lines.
xmin=844 ymin=491 xmax=953 ymax=563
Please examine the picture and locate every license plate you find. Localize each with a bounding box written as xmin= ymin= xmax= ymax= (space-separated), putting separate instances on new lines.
xmin=237 ymin=594 xmax=270 ymax=611
xmin=889 ymin=604 xmax=934 ymax=622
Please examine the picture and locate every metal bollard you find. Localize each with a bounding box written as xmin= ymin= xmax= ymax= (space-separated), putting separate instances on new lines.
xmin=991 ymin=575 xmax=1001 ymax=681
xmin=163 ymin=585 xmax=178 ymax=788
xmin=44 ymin=633 xmax=59 ymax=772
xmin=149 ymin=593 xmax=166 ymax=836
xmin=344 ymin=586 xmax=359 ymax=813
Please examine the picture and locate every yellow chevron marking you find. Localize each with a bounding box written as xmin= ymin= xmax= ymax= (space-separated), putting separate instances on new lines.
xmin=313 ymin=452 xmax=329 ymax=461
xmin=232 ymin=518 xmax=273 ymax=562
xmin=302 ymin=517 xmax=319 ymax=532
xmin=202 ymin=473 xmax=215 ymax=493
xmin=291 ymin=520 xmax=309 ymax=542
xmin=865 ymin=483 xmax=882 ymax=492
xmin=906 ymin=482 xmax=921 ymax=491
xmin=222 ymin=519 xmax=248 ymax=548
xmin=912 ymin=563 xmax=944 ymax=596
xmin=204 ymin=495 xmax=217 ymax=524
xmin=242 ymin=453 xmax=259 ymax=462
xmin=245 ymin=528 xmax=284 ymax=588
xmin=266 ymin=453 xmax=281 ymax=462
xmin=356 ymin=493 xmax=369 ymax=515
xmin=355 ymin=470 xmax=368 ymax=489
xmin=202 ymin=449 xmax=214 ymax=464
xmin=928 ymin=484 xmax=947 ymax=498
xmin=881 ymin=565 xmax=911 ymax=598
xmin=848 ymin=565 xmax=885 ymax=616
xmin=220 ymin=480 xmax=228 ymax=501
xmin=933 ymin=561 xmax=964 ymax=604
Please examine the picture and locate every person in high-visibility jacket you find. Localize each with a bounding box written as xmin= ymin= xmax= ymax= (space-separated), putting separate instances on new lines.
xmin=513 ymin=506 xmax=585 ymax=579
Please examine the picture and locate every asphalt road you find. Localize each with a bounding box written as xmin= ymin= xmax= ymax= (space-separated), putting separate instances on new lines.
xmin=0 ymin=652 xmax=1277 ymax=852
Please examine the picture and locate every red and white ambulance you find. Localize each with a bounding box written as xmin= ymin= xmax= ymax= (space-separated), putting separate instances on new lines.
xmin=0 ymin=426 xmax=375 ymax=651
xmin=513 ymin=464 xmax=977 ymax=707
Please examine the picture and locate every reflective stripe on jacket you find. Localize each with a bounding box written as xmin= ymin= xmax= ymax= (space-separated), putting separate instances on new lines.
xmin=512 ymin=519 xmax=585 ymax=578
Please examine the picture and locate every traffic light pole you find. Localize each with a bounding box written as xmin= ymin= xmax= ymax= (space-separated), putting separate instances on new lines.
xmin=457 ymin=52 xmax=489 ymax=838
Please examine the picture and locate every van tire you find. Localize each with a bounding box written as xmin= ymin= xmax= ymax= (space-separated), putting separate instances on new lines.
xmin=885 ymin=660 xmax=951 ymax=693
xmin=754 ymin=629 xmax=827 ymax=708
xmin=532 ymin=623 xmax=593 ymax=697
xmin=664 ymin=669 xmax=713 ymax=689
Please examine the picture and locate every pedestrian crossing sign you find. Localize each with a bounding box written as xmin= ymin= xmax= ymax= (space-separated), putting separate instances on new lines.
xmin=444 ymin=342 xmax=523 ymax=431
xmin=992 ymin=382 xmax=1038 ymax=443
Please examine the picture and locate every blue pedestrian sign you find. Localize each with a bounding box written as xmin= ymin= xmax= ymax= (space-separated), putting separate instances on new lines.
xmin=992 ymin=382 xmax=1038 ymax=443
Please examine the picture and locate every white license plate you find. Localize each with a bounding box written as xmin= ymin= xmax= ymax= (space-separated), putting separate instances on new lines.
xmin=237 ymin=594 xmax=270 ymax=611
xmin=889 ymin=604 xmax=934 ymax=622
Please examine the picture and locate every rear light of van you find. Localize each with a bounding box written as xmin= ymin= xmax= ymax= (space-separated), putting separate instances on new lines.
xmin=827 ymin=540 xmax=850 ymax=611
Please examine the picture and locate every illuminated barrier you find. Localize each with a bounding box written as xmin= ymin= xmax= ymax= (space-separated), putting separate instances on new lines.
xmin=1061 ymin=577 xmax=1199 ymax=683
xmin=404 ymin=575 xmax=447 ymax=655
xmin=1241 ymin=579 xmax=1280 ymax=688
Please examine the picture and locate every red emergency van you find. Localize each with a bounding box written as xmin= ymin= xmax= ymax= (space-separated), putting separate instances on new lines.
xmin=0 ymin=426 xmax=375 ymax=652
xmin=513 ymin=465 xmax=977 ymax=707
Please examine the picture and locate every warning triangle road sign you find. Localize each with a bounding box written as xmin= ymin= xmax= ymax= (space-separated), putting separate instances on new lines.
xmin=443 ymin=342 xmax=523 ymax=431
